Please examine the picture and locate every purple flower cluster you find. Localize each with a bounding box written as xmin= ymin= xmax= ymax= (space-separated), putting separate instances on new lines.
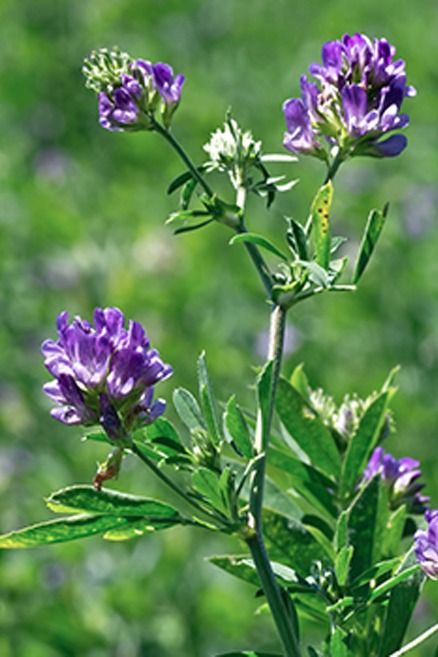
xmin=414 ymin=510 xmax=438 ymax=579
xmin=83 ymin=50 xmax=185 ymax=132
xmin=42 ymin=307 xmax=173 ymax=441
xmin=362 ymin=447 xmax=429 ymax=513
xmin=283 ymin=34 xmax=415 ymax=161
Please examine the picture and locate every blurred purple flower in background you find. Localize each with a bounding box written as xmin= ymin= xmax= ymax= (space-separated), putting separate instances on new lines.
xmin=283 ymin=33 xmax=415 ymax=162
xmin=362 ymin=446 xmax=429 ymax=513
xmin=42 ymin=307 xmax=172 ymax=440
xmin=414 ymin=509 xmax=438 ymax=579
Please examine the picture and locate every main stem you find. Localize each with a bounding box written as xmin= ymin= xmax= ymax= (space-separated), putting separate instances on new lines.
xmin=246 ymin=305 xmax=301 ymax=657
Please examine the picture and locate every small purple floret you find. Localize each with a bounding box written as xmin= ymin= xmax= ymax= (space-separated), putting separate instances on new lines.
xmin=362 ymin=446 xmax=429 ymax=513
xmin=153 ymin=63 xmax=185 ymax=106
xmin=283 ymin=33 xmax=415 ymax=161
xmin=414 ymin=509 xmax=438 ymax=579
xmin=42 ymin=307 xmax=173 ymax=439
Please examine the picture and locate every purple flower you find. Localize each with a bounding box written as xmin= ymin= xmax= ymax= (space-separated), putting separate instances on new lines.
xmin=283 ymin=98 xmax=323 ymax=156
xmin=415 ymin=509 xmax=438 ymax=579
xmin=283 ymin=33 xmax=415 ymax=163
xmin=83 ymin=49 xmax=185 ymax=132
xmin=362 ymin=447 xmax=429 ymax=513
xmin=96 ymin=65 xmax=157 ymax=132
xmin=153 ymin=63 xmax=185 ymax=112
xmin=42 ymin=307 xmax=173 ymax=440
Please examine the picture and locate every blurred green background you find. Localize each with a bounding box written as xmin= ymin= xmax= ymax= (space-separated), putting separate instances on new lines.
xmin=1 ymin=0 xmax=437 ymax=655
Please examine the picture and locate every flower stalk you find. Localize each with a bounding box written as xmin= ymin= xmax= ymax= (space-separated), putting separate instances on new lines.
xmin=246 ymin=304 xmax=300 ymax=657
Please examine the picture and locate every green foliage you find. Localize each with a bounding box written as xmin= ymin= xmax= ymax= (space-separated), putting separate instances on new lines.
xmin=377 ymin=551 xmax=425 ymax=657
xmin=0 ymin=486 xmax=187 ymax=547
xmin=224 ymin=395 xmax=253 ymax=458
xmin=310 ymin=182 xmax=333 ymax=270
xmin=276 ymin=376 xmax=341 ymax=479
xmin=353 ymin=205 xmax=389 ymax=284
xmin=1 ymin=2 xmax=438 ymax=656
xmin=338 ymin=390 xmax=392 ymax=503
xmin=215 ymin=652 xmax=283 ymax=657
xmin=230 ymin=233 xmax=288 ymax=261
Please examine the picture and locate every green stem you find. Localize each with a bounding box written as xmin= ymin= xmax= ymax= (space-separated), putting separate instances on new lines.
xmin=156 ymin=124 xmax=274 ymax=301
xmin=247 ymin=532 xmax=301 ymax=657
xmin=249 ymin=304 xmax=286 ymax=526
xmin=235 ymin=184 xmax=274 ymax=300
xmin=324 ymin=151 xmax=343 ymax=184
xmin=246 ymin=305 xmax=300 ymax=657
xmin=130 ymin=442 xmax=228 ymax=527
xmin=152 ymin=119 xmax=214 ymax=198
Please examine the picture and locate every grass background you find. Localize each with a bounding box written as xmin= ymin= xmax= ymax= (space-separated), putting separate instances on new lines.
xmin=0 ymin=0 xmax=437 ymax=655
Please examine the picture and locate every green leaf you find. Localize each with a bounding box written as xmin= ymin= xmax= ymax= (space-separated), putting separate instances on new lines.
xmin=268 ymin=446 xmax=337 ymax=517
xmin=192 ymin=468 xmax=228 ymax=515
xmin=339 ymin=391 xmax=390 ymax=501
xmin=330 ymin=236 xmax=347 ymax=254
xmin=328 ymin=256 xmax=348 ymax=285
xmin=257 ymin=361 xmax=273 ymax=450
xmin=335 ymin=546 xmax=354 ymax=587
xmin=377 ymin=550 xmax=425 ymax=656
xmin=224 ymin=395 xmax=253 ymax=458
xmin=353 ymin=205 xmax=388 ymax=284
xmin=173 ymin=218 xmax=214 ymax=234
xmin=286 ymin=217 xmax=309 ymax=260
xmin=347 ymin=477 xmax=389 ymax=581
xmin=229 ymin=233 xmax=288 ymax=261
xmin=81 ymin=430 xmax=111 ymax=444
xmin=0 ymin=514 xmax=137 ymax=548
xmin=103 ymin=517 xmax=178 ymax=541
xmin=351 ymin=557 xmax=402 ymax=591
xmin=334 ymin=511 xmax=349 ymax=552
xmin=198 ymin=351 xmax=222 ymax=444
xmin=307 ymin=648 xmax=324 ymax=657
xmin=209 ymin=554 xmax=315 ymax=594
xmin=289 ymin=363 xmax=311 ymax=404
xmin=276 ymin=377 xmax=341 ymax=479
xmin=139 ymin=419 xmax=192 ymax=465
xmin=180 ymin=176 xmax=198 ymax=210
xmin=368 ymin=565 xmax=420 ymax=603
xmin=142 ymin=417 xmax=182 ymax=445
xmin=382 ymin=506 xmax=407 ymax=558
xmin=216 ymin=650 xmax=281 ymax=657
xmin=209 ymin=554 xmax=261 ymax=587
xmin=46 ymin=485 xmax=182 ymax=519
xmin=166 ymin=208 xmax=210 ymax=223
xmin=298 ymin=259 xmax=331 ymax=288
xmin=173 ymin=387 xmax=207 ymax=433
xmin=310 ymin=181 xmax=333 ymax=269
xmin=1 ymin=486 xmax=190 ymax=548
xmin=330 ymin=627 xmax=349 ymax=657
xmin=263 ymin=478 xmax=303 ymax=521
xmin=167 ymin=169 xmax=194 ymax=194
xmin=167 ymin=165 xmax=207 ymax=195
xmin=263 ymin=509 xmax=330 ymax=576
